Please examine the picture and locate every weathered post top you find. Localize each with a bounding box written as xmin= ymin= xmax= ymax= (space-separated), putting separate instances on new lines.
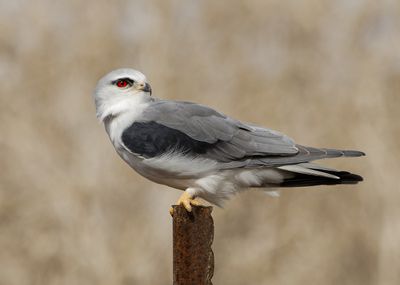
xmin=172 ymin=205 xmax=214 ymax=285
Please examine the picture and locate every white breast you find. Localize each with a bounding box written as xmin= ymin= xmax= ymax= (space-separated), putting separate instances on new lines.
xmin=103 ymin=96 xmax=150 ymax=149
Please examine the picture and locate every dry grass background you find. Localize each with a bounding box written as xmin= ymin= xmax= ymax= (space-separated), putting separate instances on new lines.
xmin=0 ymin=0 xmax=399 ymax=284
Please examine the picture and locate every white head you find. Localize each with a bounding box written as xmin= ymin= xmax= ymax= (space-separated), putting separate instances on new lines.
xmin=93 ymin=68 xmax=153 ymax=121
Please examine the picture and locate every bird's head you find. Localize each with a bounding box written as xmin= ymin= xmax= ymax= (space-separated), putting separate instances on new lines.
xmin=93 ymin=68 xmax=152 ymax=121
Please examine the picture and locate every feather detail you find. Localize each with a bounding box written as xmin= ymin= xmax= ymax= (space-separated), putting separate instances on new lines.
xmin=278 ymin=164 xmax=340 ymax=179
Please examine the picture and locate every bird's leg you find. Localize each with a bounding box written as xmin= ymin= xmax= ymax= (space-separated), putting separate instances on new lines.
xmin=169 ymin=189 xmax=206 ymax=215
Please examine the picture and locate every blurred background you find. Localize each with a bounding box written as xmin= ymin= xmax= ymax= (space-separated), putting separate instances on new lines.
xmin=1 ymin=0 xmax=399 ymax=284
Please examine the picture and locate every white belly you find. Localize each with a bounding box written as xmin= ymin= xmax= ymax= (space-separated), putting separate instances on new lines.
xmin=116 ymin=147 xmax=285 ymax=206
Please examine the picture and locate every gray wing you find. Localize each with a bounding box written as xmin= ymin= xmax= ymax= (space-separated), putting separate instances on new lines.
xmin=249 ymin=145 xmax=365 ymax=167
xmin=137 ymin=100 xmax=364 ymax=166
xmin=139 ymin=100 xmax=298 ymax=162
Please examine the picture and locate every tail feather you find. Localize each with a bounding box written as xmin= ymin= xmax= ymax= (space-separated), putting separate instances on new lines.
xmin=278 ymin=164 xmax=339 ymax=179
xmin=279 ymin=170 xmax=363 ymax=187
xmin=277 ymin=161 xmax=363 ymax=187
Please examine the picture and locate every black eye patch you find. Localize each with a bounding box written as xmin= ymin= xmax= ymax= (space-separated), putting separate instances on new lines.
xmin=111 ymin=77 xmax=134 ymax=85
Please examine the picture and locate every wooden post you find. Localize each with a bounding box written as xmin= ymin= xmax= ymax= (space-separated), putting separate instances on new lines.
xmin=172 ymin=205 xmax=214 ymax=285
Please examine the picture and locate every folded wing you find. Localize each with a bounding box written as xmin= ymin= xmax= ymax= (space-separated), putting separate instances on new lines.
xmin=121 ymin=101 xmax=298 ymax=161
xmin=121 ymin=100 xmax=364 ymax=168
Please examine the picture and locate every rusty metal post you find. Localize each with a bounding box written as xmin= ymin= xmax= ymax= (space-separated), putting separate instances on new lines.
xmin=172 ymin=205 xmax=214 ymax=285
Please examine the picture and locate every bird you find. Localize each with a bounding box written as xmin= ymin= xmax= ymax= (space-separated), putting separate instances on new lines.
xmin=93 ymin=68 xmax=365 ymax=214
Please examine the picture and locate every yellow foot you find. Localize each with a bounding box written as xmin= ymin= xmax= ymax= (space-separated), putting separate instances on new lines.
xmin=169 ymin=191 xmax=206 ymax=216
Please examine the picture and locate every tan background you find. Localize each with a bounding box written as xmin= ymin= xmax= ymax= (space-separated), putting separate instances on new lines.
xmin=1 ymin=1 xmax=399 ymax=284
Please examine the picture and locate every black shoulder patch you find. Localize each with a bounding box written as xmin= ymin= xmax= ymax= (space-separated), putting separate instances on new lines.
xmin=121 ymin=121 xmax=216 ymax=158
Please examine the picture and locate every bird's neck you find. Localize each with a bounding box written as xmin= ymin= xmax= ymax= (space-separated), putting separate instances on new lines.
xmin=97 ymin=93 xmax=152 ymax=122
xmin=101 ymin=94 xmax=152 ymax=148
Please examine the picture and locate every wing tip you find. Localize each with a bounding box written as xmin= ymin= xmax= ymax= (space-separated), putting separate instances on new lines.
xmin=343 ymin=150 xmax=366 ymax=157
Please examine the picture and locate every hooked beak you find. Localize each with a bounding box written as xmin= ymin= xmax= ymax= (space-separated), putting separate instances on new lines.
xmin=138 ymin=82 xmax=152 ymax=95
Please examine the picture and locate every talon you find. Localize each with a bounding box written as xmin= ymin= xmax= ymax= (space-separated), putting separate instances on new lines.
xmin=190 ymin=198 xmax=203 ymax=206
xmin=170 ymin=191 xmax=207 ymax=215
xmin=182 ymin=199 xmax=192 ymax=212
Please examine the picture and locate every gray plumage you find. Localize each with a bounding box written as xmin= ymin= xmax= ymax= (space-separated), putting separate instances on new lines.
xmin=136 ymin=100 xmax=363 ymax=166
xmin=93 ymin=68 xmax=365 ymax=207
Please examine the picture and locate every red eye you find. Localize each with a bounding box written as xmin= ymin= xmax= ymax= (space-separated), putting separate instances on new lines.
xmin=116 ymin=79 xmax=129 ymax=88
